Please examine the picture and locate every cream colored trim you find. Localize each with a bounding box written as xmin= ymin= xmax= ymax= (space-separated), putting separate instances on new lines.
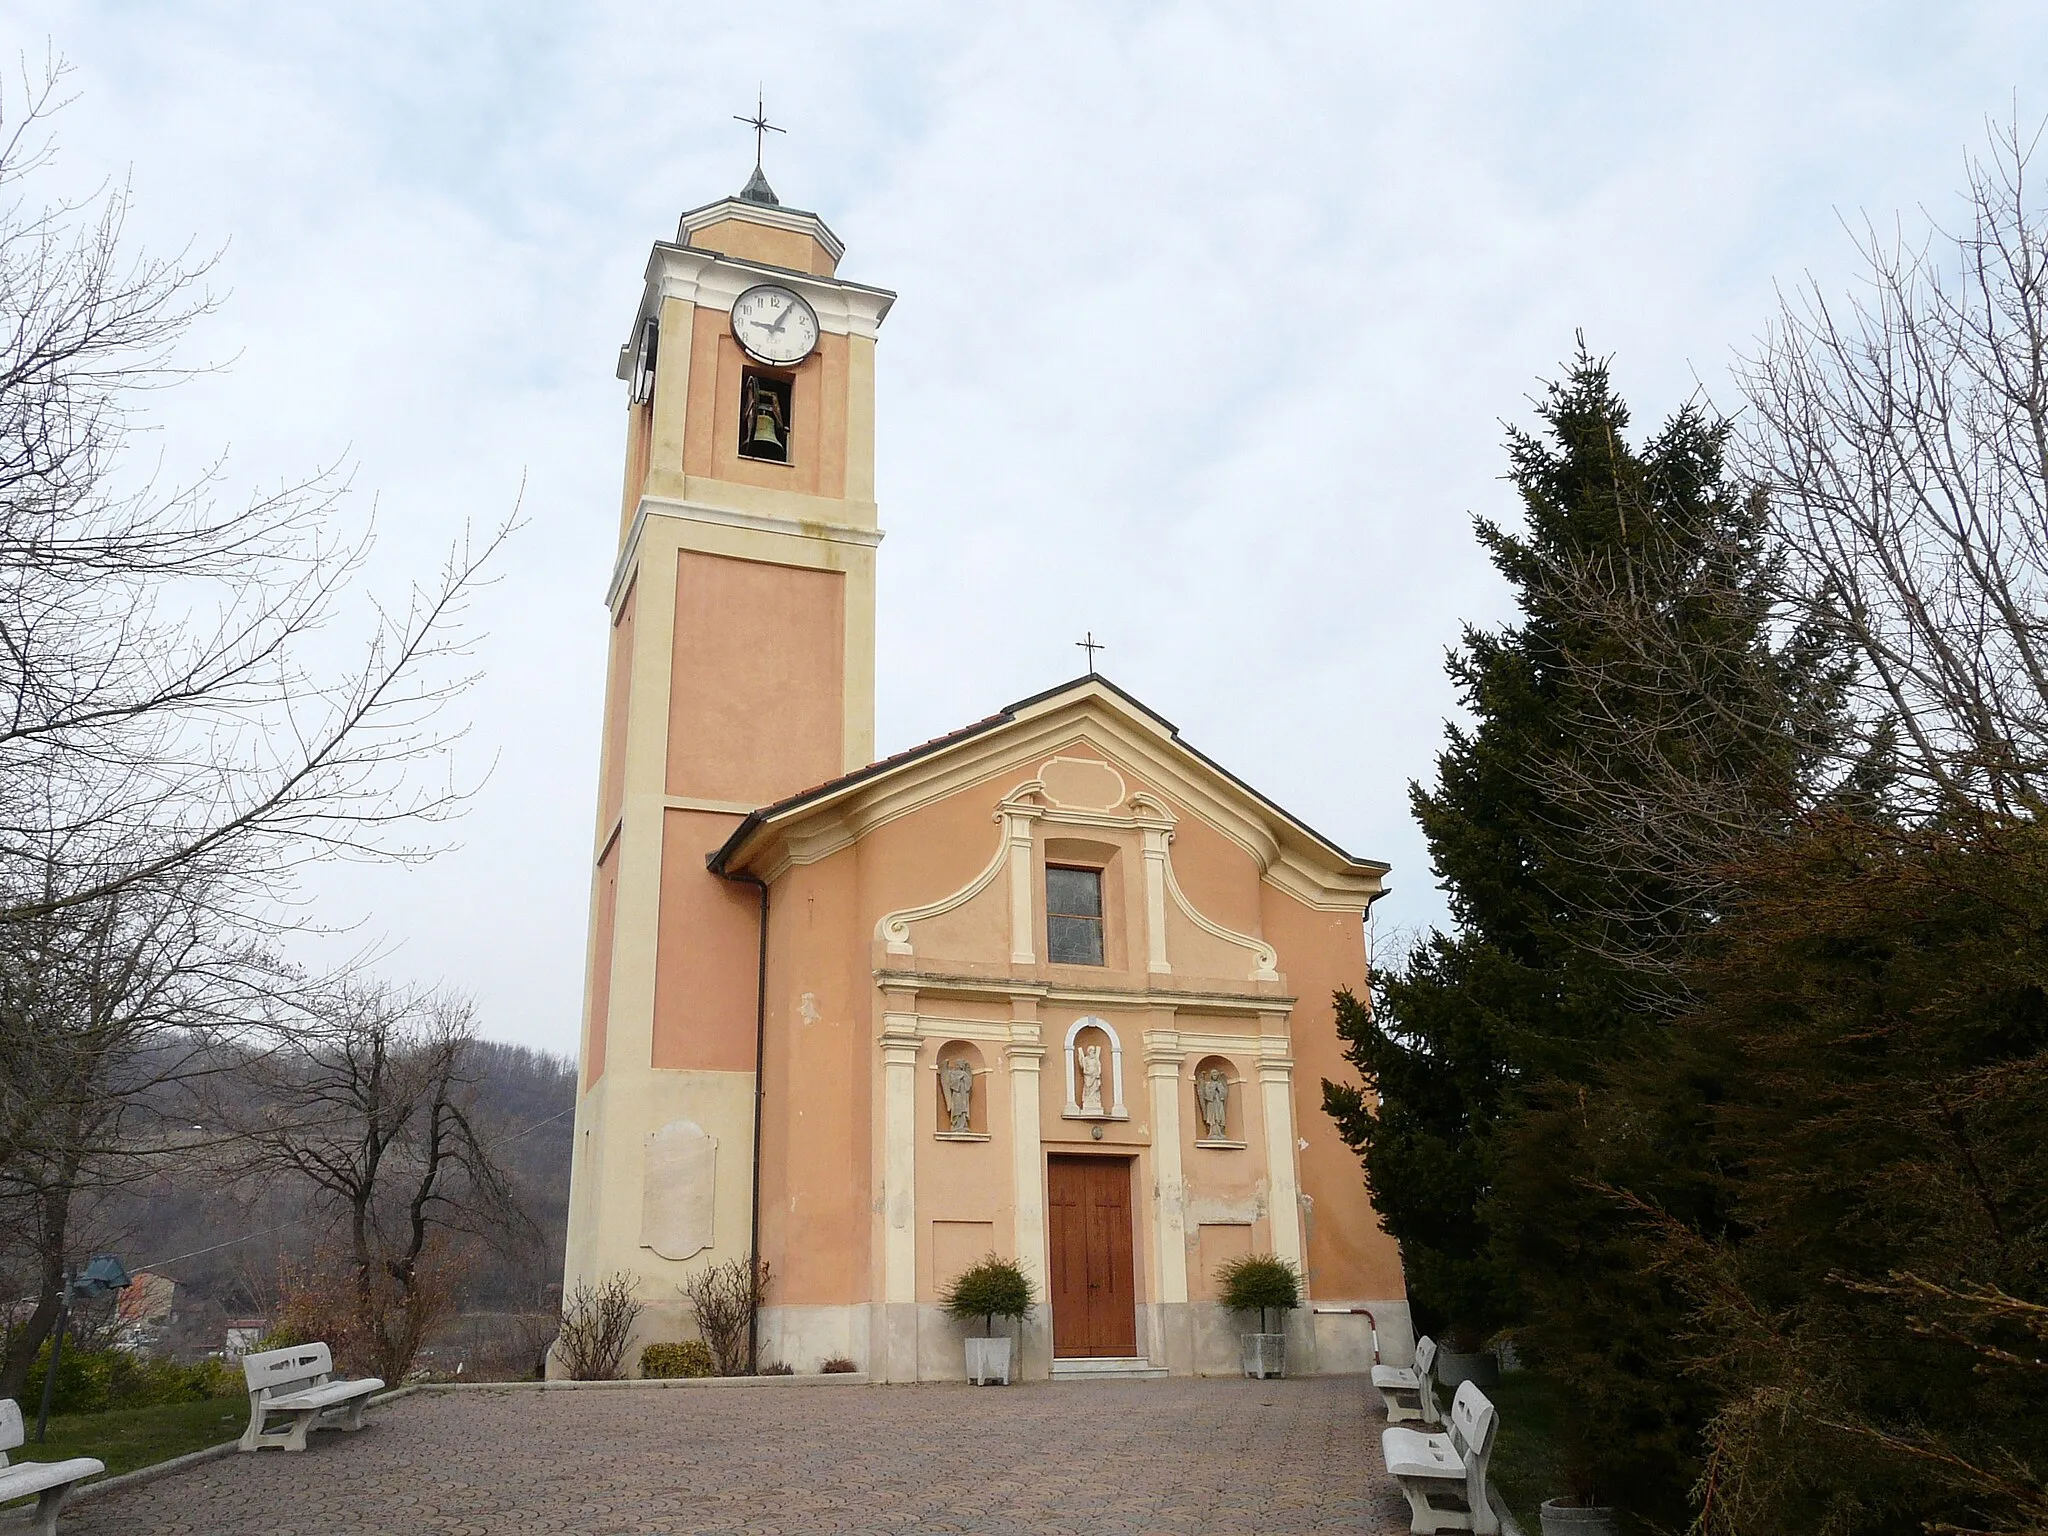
xmin=873 ymin=967 xmax=1296 ymax=1019
xmin=566 ymin=529 xmax=688 ymax=1302
xmin=1039 ymin=754 xmax=1129 ymax=807
xmin=909 ymin=1015 xmax=1013 ymax=1046
xmin=609 ymin=495 xmax=885 ymax=611
xmin=729 ymin=712 xmax=1275 ymax=872
xmin=1141 ymin=825 xmax=1172 ymax=976
xmin=1258 ymin=1051 xmax=1306 ymax=1277
xmin=675 ymin=197 xmax=849 ymax=265
xmin=663 ymin=795 xmax=757 ymax=816
xmin=1006 ymin=1019 xmax=1048 ymax=1306
xmin=879 ymin=1005 xmax=920 ymax=1307
xmin=1006 ymin=800 xmax=1039 ymax=965
xmin=1173 ymin=1025 xmax=1278 ymax=1055
xmin=1263 ymin=851 xmax=1384 ymax=913
xmin=1061 ymin=1015 xmax=1128 ymax=1120
xmin=1162 ymin=851 xmax=1280 ymax=981
xmin=644 ymin=495 xmax=885 ymax=548
xmin=632 ymin=243 xmax=894 ymax=344
xmin=646 ymin=295 xmax=695 ymax=486
xmin=1144 ymin=1028 xmax=1190 ymax=1306
xmin=724 ymin=695 xmax=1385 ymax=920
xmin=876 ymin=814 xmax=1015 ymax=957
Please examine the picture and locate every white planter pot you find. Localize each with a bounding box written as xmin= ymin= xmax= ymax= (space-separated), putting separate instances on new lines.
xmin=964 ymin=1335 xmax=1013 ymax=1385
xmin=1436 ymin=1348 xmax=1501 ymax=1387
xmin=1241 ymin=1332 xmax=1285 ymax=1379
xmin=1539 ymin=1499 xmax=1621 ymax=1536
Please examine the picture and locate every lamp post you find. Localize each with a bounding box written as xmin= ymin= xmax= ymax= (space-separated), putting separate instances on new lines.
xmin=34 ymin=1255 xmax=132 ymax=1442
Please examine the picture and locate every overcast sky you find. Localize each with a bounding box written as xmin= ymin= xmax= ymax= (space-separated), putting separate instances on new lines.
xmin=7 ymin=3 xmax=2042 ymax=1055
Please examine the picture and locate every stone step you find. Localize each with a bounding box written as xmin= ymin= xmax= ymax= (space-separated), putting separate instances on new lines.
xmin=1050 ymin=1357 xmax=1171 ymax=1381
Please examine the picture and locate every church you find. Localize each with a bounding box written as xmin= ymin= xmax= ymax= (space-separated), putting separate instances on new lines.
xmin=558 ymin=155 xmax=1410 ymax=1382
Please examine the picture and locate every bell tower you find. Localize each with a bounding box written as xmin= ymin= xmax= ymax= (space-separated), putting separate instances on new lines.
xmin=562 ymin=153 xmax=894 ymax=1339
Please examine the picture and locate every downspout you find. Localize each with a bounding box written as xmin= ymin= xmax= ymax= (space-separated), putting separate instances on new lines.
xmin=711 ymin=860 xmax=770 ymax=1375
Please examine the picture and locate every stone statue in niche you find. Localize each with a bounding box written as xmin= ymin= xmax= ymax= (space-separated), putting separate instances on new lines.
xmin=1197 ymin=1068 xmax=1230 ymax=1141
xmin=940 ymin=1057 xmax=975 ymax=1133
xmin=1077 ymin=1042 xmax=1105 ymax=1116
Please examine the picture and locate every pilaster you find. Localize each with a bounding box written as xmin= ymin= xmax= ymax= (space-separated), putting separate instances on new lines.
xmin=1258 ymin=1044 xmax=1305 ymax=1275
xmin=1143 ymin=1019 xmax=1194 ymax=1375
xmin=587 ymin=536 xmax=683 ymax=1283
xmin=1004 ymin=803 xmax=1043 ymax=965
xmin=878 ymin=985 xmax=921 ymax=1382
xmin=1140 ymin=826 xmax=1173 ymax=976
xmin=1143 ymin=1027 xmax=1190 ymax=1307
xmin=1006 ymin=995 xmax=1049 ymax=1380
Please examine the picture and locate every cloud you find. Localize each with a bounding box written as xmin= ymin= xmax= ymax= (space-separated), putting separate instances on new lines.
xmin=8 ymin=1 xmax=2041 ymax=1048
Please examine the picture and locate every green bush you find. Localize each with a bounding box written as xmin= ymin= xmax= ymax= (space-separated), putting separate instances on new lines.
xmin=639 ymin=1340 xmax=713 ymax=1379
xmin=939 ymin=1254 xmax=1034 ymax=1336
xmin=1214 ymin=1253 xmax=1300 ymax=1331
xmin=21 ymin=1346 xmax=243 ymax=1416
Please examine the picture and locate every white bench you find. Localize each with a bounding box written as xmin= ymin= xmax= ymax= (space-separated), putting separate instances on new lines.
xmin=240 ymin=1343 xmax=385 ymax=1452
xmin=1381 ymin=1379 xmax=1499 ymax=1535
xmin=0 ymin=1397 xmax=103 ymax=1536
xmin=1373 ymin=1332 xmax=1443 ymax=1426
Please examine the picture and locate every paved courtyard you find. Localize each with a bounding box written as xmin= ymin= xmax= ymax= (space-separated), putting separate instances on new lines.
xmin=65 ymin=1376 xmax=1409 ymax=1536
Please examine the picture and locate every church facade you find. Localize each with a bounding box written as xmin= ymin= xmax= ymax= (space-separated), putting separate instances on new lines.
xmin=560 ymin=172 xmax=1410 ymax=1381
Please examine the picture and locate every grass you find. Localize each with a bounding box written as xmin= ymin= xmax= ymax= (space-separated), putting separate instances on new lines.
xmin=4 ymin=1396 xmax=245 ymax=1498
xmin=1481 ymin=1371 xmax=1569 ymax=1530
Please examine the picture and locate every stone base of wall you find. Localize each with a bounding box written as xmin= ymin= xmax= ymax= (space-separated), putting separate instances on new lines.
xmin=737 ymin=1298 xmax=1411 ymax=1382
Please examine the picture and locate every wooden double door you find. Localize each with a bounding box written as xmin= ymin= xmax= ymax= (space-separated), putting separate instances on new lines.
xmin=1048 ymin=1154 xmax=1137 ymax=1358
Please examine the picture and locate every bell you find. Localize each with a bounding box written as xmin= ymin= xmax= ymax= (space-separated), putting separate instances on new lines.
xmin=749 ymin=406 xmax=784 ymax=451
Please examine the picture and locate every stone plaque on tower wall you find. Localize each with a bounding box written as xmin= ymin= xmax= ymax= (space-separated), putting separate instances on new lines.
xmin=640 ymin=1118 xmax=717 ymax=1260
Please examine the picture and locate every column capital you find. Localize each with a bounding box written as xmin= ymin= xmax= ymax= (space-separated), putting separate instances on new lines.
xmin=1142 ymin=1027 xmax=1186 ymax=1074
xmin=880 ymin=1016 xmax=922 ymax=1065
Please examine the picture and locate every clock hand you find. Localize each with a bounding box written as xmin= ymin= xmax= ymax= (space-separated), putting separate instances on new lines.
xmin=766 ymin=306 xmax=794 ymax=334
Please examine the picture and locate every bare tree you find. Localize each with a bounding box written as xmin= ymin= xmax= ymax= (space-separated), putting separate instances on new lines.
xmin=0 ymin=57 xmax=509 ymax=926
xmin=1739 ymin=115 xmax=2048 ymax=820
xmin=235 ymin=979 xmax=533 ymax=1382
xmin=555 ymin=1274 xmax=641 ymax=1381
xmin=0 ymin=844 xmax=265 ymax=1398
xmin=0 ymin=55 xmax=514 ymax=1395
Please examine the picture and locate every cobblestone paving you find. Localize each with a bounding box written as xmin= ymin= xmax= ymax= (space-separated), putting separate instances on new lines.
xmin=66 ymin=1376 xmax=1410 ymax=1536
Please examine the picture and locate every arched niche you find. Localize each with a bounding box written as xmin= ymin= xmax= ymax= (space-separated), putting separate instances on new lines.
xmin=1191 ymin=1054 xmax=1246 ymax=1148
xmin=1061 ymin=1015 xmax=1128 ymax=1120
xmin=932 ymin=1040 xmax=989 ymax=1140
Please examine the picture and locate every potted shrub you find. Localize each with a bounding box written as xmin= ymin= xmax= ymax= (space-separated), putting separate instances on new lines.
xmin=940 ymin=1253 xmax=1033 ymax=1385
xmin=1215 ymin=1252 xmax=1300 ymax=1379
xmin=1539 ymin=1408 xmax=1620 ymax=1534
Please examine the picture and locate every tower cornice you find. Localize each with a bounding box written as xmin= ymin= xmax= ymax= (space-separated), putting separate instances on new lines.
xmin=677 ymin=196 xmax=846 ymax=265
xmin=614 ymin=244 xmax=895 ymax=380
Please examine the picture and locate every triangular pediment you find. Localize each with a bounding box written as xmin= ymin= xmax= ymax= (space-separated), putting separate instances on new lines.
xmin=710 ymin=676 xmax=1385 ymax=912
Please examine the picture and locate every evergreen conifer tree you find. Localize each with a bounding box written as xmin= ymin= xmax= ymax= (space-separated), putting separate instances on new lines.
xmin=1328 ymin=347 xmax=1849 ymax=1517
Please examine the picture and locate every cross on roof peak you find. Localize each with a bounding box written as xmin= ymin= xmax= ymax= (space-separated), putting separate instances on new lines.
xmin=734 ymin=88 xmax=785 ymax=169
xmin=1076 ymin=632 xmax=1105 ymax=672
xmin=732 ymin=90 xmax=786 ymax=207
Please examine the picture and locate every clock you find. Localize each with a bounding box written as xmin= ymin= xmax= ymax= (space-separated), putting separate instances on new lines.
xmin=730 ymin=283 xmax=820 ymax=366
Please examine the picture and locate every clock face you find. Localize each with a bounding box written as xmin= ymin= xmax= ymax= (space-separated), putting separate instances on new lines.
xmin=731 ymin=284 xmax=820 ymax=366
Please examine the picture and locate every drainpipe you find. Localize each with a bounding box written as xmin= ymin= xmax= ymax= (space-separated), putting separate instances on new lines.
xmin=711 ymin=862 xmax=770 ymax=1375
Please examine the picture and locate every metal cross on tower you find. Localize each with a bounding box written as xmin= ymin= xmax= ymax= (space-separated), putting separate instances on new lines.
xmin=1076 ymin=631 xmax=1105 ymax=671
xmin=734 ymin=89 xmax=785 ymax=173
